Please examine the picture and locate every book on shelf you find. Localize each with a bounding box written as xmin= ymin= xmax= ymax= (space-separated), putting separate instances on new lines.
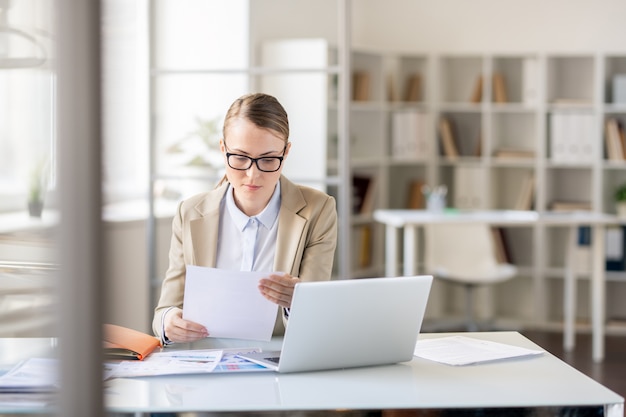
xmin=352 ymin=71 xmax=371 ymax=101
xmin=492 ymin=72 xmax=508 ymax=103
xmin=406 ymin=180 xmax=426 ymax=209
xmin=387 ymin=74 xmax=398 ymax=102
xmin=470 ymin=75 xmax=483 ymax=103
xmin=438 ymin=117 xmax=460 ymax=160
xmin=549 ymin=200 xmax=592 ymax=212
xmin=514 ymin=174 xmax=535 ymax=211
xmin=474 ymin=131 xmax=483 ymax=157
xmin=491 ymin=227 xmax=511 ymax=264
xmin=470 ymin=73 xmax=508 ymax=104
xmin=604 ymin=117 xmax=626 ymax=161
xmin=494 ymin=148 xmax=536 ymax=160
xmin=352 ymin=175 xmax=376 ymax=215
xmin=357 ymin=225 xmax=373 ymax=268
xmin=404 ymin=73 xmax=422 ymax=102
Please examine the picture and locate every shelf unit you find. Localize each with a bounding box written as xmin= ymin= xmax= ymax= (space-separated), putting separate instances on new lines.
xmin=347 ymin=50 xmax=626 ymax=326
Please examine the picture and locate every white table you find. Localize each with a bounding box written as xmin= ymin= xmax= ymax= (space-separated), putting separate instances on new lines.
xmin=3 ymin=333 xmax=621 ymax=415
xmin=373 ymin=209 xmax=620 ymax=362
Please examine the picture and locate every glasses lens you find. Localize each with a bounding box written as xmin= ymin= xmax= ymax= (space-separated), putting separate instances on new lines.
xmin=257 ymin=157 xmax=282 ymax=172
xmin=228 ymin=154 xmax=252 ymax=170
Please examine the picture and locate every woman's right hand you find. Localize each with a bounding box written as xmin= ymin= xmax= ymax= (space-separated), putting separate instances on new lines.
xmin=163 ymin=308 xmax=209 ymax=343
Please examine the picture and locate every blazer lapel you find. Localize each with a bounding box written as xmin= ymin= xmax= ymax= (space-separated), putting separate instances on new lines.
xmin=189 ymin=183 xmax=228 ymax=267
xmin=274 ymin=176 xmax=307 ymax=275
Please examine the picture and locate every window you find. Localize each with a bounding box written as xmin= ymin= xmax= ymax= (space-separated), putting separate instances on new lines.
xmin=0 ymin=0 xmax=55 ymax=212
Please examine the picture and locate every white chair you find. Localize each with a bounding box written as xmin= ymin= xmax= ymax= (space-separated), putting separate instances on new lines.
xmin=424 ymin=223 xmax=517 ymax=331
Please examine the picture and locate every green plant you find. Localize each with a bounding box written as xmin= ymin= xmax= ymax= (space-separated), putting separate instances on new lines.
xmin=167 ymin=116 xmax=222 ymax=170
xmin=28 ymin=158 xmax=49 ymax=204
xmin=615 ymin=183 xmax=626 ymax=202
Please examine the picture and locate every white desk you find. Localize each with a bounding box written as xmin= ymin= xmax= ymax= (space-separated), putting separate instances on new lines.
xmin=2 ymin=333 xmax=622 ymax=416
xmin=373 ymin=209 xmax=620 ymax=362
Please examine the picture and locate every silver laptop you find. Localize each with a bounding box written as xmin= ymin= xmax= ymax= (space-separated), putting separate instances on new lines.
xmin=237 ymin=275 xmax=432 ymax=373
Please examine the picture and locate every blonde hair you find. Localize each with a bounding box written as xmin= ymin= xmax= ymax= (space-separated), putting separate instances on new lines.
xmin=216 ymin=93 xmax=289 ymax=187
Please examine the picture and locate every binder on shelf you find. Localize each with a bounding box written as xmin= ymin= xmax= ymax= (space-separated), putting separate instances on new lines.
xmin=438 ymin=117 xmax=460 ymax=160
xmin=453 ymin=166 xmax=484 ymax=209
xmin=522 ymin=57 xmax=539 ymax=105
xmin=391 ymin=110 xmax=429 ymax=159
xmin=103 ymin=323 xmax=161 ymax=361
xmin=572 ymin=226 xmax=626 ymax=272
xmin=605 ymin=225 xmax=626 ymax=271
xmin=612 ymin=74 xmax=626 ymax=104
xmin=549 ymin=112 xmax=594 ymax=163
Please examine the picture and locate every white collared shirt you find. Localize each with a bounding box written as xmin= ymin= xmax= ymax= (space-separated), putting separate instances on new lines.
xmin=216 ymin=181 xmax=281 ymax=272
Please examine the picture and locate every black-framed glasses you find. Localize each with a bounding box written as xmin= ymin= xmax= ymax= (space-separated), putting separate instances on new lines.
xmin=224 ymin=141 xmax=287 ymax=173
xmin=226 ymin=152 xmax=284 ymax=172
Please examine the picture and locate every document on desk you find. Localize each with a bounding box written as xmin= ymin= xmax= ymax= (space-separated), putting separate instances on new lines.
xmin=183 ymin=266 xmax=278 ymax=341
xmin=0 ymin=358 xmax=58 ymax=393
xmin=104 ymin=350 xmax=223 ymax=379
xmin=104 ymin=348 xmax=271 ymax=378
xmin=414 ymin=336 xmax=544 ymax=366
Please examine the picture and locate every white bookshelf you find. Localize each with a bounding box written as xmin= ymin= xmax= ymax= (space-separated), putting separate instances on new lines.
xmin=350 ymin=50 xmax=626 ymax=327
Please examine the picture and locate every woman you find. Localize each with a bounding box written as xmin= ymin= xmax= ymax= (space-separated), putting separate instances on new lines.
xmin=152 ymin=93 xmax=338 ymax=344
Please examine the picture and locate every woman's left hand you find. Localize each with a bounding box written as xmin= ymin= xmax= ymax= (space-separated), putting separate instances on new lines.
xmin=258 ymin=273 xmax=300 ymax=308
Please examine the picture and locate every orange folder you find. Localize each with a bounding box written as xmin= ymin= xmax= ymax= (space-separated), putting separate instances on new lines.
xmin=103 ymin=324 xmax=161 ymax=360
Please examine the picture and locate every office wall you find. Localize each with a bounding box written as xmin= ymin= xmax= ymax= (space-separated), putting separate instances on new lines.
xmin=251 ymin=0 xmax=626 ymax=54
xmin=352 ymin=0 xmax=626 ymax=53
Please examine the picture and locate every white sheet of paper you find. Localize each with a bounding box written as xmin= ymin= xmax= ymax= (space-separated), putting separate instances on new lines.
xmin=183 ymin=266 xmax=279 ymax=341
xmin=414 ymin=336 xmax=544 ymax=366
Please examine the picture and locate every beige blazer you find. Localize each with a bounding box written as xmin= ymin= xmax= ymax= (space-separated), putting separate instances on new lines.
xmin=152 ymin=176 xmax=338 ymax=338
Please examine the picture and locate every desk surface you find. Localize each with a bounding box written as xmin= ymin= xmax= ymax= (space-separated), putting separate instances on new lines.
xmin=2 ymin=332 xmax=621 ymax=415
xmin=373 ymin=209 xmax=620 ymax=227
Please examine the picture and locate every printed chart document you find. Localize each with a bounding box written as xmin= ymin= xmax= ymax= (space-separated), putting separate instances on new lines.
xmin=183 ymin=266 xmax=278 ymax=341
xmin=104 ymin=347 xmax=271 ymax=378
xmin=414 ymin=336 xmax=544 ymax=366
xmin=104 ymin=350 xmax=223 ymax=379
